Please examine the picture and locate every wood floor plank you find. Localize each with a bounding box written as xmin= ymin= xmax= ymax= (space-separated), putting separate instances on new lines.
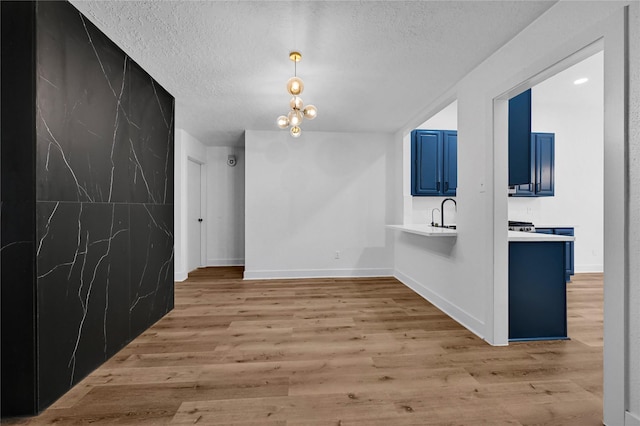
xmin=3 ymin=269 xmax=604 ymax=425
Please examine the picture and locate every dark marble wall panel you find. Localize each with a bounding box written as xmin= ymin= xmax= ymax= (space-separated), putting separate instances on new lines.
xmin=1 ymin=1 xmax=38 ymax=416
xmin=129 ymin=64 xmax=175 ymax=204
xmin=130 ymin=204 xmax=175 ymax=337
xmin=1 ymin=0 xmax=174 ymax=417
xmin=36 ymin=202 xmax=130 ymax=408
xmin=1 ymin=203 xmax=37 ymax=416
xmin=35 ymin=1 xmax=130 ymax=203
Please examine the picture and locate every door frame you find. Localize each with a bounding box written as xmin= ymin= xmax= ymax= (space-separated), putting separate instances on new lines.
xmin=492 ymin=7 xmax=629 ymax=425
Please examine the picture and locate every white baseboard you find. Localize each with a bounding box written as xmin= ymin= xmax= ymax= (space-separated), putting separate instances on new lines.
xmin=206 ymin=258 xmax=245 ymax=267
xmin=394 ymin=270 xmax=486 ymax=342
xmin=575 ymin=264 xmax=604 ymax=273
xmin=174 ymin=270 xmax=188 ymax=282
xmin=626 ymin=411 xmax=640 ymax=426
xmin=243 ymin=268 xmax=393 ymax=280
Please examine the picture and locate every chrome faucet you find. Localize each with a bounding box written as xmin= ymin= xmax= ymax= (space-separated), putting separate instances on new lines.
xmin=430 ymin=208 xmax=440 ymax=226
xmin=441 ymin=198 xmax=457 ymax=228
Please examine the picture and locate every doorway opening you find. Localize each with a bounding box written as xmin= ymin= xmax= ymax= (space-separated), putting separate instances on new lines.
xmin=187 ymin=158 xmax=204 ymax=272
xmin=508 ymin=50 xmax=604 ymax=345
xmin=494 ymin=25 xmax=628 ymax=423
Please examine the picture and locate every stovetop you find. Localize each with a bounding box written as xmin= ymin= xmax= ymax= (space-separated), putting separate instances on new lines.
xmin=509 ymin=221 xmax=536 ymax=232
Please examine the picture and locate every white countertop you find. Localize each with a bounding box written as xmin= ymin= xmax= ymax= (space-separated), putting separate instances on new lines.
xmin=508 ymin=231 xmax=575 ymax=242
xmin=387 ymin=225 xmax=574 ymax=242
xmin=386 ymin=224 xmax=457 ymax=237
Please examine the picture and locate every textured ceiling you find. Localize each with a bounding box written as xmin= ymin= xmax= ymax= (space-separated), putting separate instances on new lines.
xmin=70 ymin=1 xmax=556 ymax=147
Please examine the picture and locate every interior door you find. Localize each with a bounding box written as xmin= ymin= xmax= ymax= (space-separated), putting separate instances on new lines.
xmin=187 ymin=159 xmax=202 ymax=272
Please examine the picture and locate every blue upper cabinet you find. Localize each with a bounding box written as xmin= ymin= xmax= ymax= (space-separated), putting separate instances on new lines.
xmin=509 ymin=89 xmax=532 ymax=186
xmin=535 ymin=133 xmax=554 ymax=196
xmin=443 ymin=131 xmax=457 ymax=196
xmin=411 ymin=129 xmax=457 ymax=196
xmin=412 ymin=130 xmax=441 ymax=195
xmin=513 ymin=132 xmax=555 ymax=197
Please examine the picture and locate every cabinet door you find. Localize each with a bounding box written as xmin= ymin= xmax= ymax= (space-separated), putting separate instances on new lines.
xmin=534 ymin=133 xmax=554 ymax=196
xmin=509 ymin=89 xmax=532 ymax=186
xmin=537 ymin=227 xmax=574 ymax=281
xmin=442 ymin=131 xmax=457 ymax=196
xmin=514 ymin=136 xmax=536 ymax=196
xmin=411 ymin=130 xmax=442 ymax=196
xmin=553 ymin=228 xmax=574 ymax=281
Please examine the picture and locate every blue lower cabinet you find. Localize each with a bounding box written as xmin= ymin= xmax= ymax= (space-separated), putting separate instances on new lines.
xmin=509 ymin=242 xmax=568 ymax=341
xmin=536 ymin=227 xmax=574 ymax=282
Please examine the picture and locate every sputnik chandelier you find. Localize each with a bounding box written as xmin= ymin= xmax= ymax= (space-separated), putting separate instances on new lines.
xmin=276 ymin=51 xmax=317 ymax=138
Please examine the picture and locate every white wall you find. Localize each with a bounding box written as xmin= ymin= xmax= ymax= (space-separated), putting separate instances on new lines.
xmin=244 ymin=130 xmax=394 ymax=279
xmin=405 ymin=101 xmax=459 ymax=225
xmin=174 ymin=128 xmax=207 ymax=281
xmin=205 ymin=146 xmax=245 ymax=266
xmin=508 ymin=52 xmax=604 ymax=273
xmin=628 ymin=2 xmax=640 ymax=423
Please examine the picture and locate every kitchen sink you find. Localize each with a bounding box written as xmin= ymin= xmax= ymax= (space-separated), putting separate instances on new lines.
xmin=431 ymin=224 xmax=456 ymax=229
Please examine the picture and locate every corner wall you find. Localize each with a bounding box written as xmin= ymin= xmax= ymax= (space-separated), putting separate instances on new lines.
xmin=174 ymin=128 xmax=206 ymax=281
xmin=244 ymin=130 xmax=394 ymax=279
xmin=1 ymin=1 xmax=174 ymax=415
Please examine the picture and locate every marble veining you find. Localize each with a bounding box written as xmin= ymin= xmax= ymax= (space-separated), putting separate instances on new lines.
xmin=68 ymin=202 xmax=122 ymax=385
xmin=68 ymin=229 xmax=90 ymax=385
xmin=103 ymin=264 xmax=111 ymax=356
xmin=36 ymin=201 xmax=58 ymax=256
xmin=108 ymin=57 xmax=128 ymax=203
xmin=163 ymin=105 xmax=174 ymax=203
xmin=151 ymin=79 xmax=169 ymax=128
xmin=0 ymin=240 xmax=31 ymax=252
xmin=128 ymin=137 xmax=157 ymax=204
xmin=38 ymin=104 xmax=94 ymax=202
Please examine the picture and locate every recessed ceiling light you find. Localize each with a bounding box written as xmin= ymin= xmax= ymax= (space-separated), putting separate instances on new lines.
xmin=574 ymin=78 xmax=589 ymax=85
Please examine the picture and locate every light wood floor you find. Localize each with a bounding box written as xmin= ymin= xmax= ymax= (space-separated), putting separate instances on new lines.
xmin=5 ymin=269 xmax=604 ymax=425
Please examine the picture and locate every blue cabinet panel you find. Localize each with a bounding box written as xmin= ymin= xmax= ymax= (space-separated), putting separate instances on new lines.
xmin=536 ymin=227 xmax=574 ymax=282
xmin=411 ymin=129 xmax=456 ymax=197
xmin=509 ymin=89 xmax=532 ymax=186
xmin=514 ymin=136 xmax=536 ymax=196
xmin=535 ymin=133 xmax=555 ymax=196
xmin=414 ymin=131 xmax=441 ymax=195
xmin=513 ymin=133 xmax=555 ymax=197
xmin=443 ymin=131 xmax=457 ymax=196
xmin=509 ymin=241 xmax=568 ymax=341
